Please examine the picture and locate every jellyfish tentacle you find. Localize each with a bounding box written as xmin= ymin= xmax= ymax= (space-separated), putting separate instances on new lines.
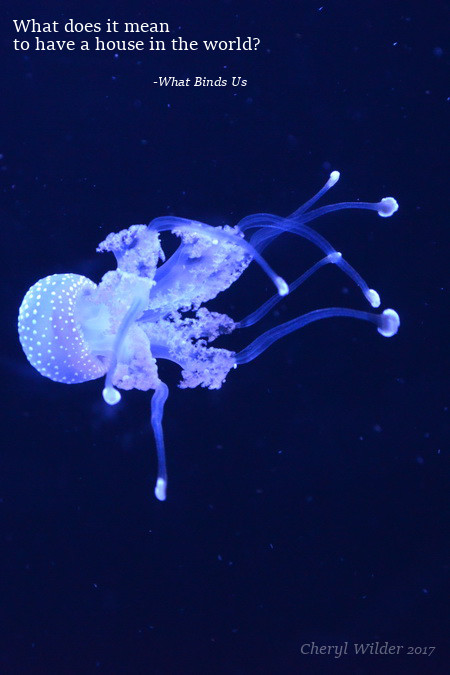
xmin=236 ymin=250 xmax=382 ymax=332
xmin=148 ymin=216 xmax=288 ymax=297
xmin=235 ymin=307 xmax=400 ymax=365
xmin=236 ymin=255 xmax=334 ymax=328
xmin=243 ymin=198 xmax=398 ymax=252
xmin=334 ymin=257 xmax=380 ymax=308
xmin=300 ymin=196 xmax=399 ymax=224
xmin=291 ymin=170 xmax=341 ymax=217
xmin=151 ymin=380 xmax=169 ymax=501
xmin=240 ymin=216 xmax=381 ymax=307
xmin=102 ymin=296 xmax=147 ymax=406
xmin=246 ymin=198 xmax=398 ymax=256
xmin=238 ymin=185 xmax=398 ymax=244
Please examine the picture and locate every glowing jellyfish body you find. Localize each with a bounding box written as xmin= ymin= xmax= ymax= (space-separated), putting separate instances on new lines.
xmin=18 ymin=172 xmax=400 ymax=501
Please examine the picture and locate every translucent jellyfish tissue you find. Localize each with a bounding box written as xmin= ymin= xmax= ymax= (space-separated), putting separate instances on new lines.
xmin=18 ymin=172 xmax=400 ymax=501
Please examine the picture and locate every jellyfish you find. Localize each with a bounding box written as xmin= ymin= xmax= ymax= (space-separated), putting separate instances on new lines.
xmin=18 ymin=171 xmax=400 ymax=501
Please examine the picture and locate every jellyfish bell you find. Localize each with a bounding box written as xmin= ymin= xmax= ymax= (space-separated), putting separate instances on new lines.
xmin=18 ymin=268 xmax=158 ymax=394
xmin=18 ymin=171 xmax=400 ymax=502
xmin=18 ymin=273 xmax=108 ymax=384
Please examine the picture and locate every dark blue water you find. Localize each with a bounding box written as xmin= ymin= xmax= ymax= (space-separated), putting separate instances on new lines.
xmin=1 ymin=1 xmax=448 ymax=673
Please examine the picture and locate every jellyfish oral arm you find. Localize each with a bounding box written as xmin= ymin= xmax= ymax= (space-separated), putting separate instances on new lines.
xmin=238 ymin=171 xmax=398 ymax=309
xmin=17 ymin=170 xmax=400 ymax=502
xmin=299 ymin=196 xmax=399 ymax=224
xmin=235 ymin=307 xmax=400 ymax=365
xmin=290 ymin=170 xmax=341 ymax=217
xmin=151 ymin=381 xmax=169 ymax=501
xmin=147 ymin=216 xmax=289 ymax=297
xmin=241 ymin=215 xmax=381 ymax=308
xmin=102 ymin=296 xmax=148 ymax=406
xmin=236 ymin=254 xmax=336 ymax=328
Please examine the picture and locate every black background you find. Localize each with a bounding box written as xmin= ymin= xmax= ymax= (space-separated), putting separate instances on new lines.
xmin=1 ymin=1 xmax=449 ymax=673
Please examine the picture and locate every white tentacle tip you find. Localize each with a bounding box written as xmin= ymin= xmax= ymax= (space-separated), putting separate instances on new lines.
xmin=377 ymin=309 xmax=400 ymax=337
xmin=366 ymin=288 xmax=381 ymax=308
xmin=154 ymin=478 xmax=167 ymax=501
xmin=328 ymin=170 xmax=340 ymax=187
xmin=328 ymin=251 xmax=342 ymax=264
xmin=275 ymin=276 xmax=289 ymax=296
xmin=102 ymin=386 xmax=121 ymax=405
xmin=377 ymin=197 xmax=399 ymax=218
